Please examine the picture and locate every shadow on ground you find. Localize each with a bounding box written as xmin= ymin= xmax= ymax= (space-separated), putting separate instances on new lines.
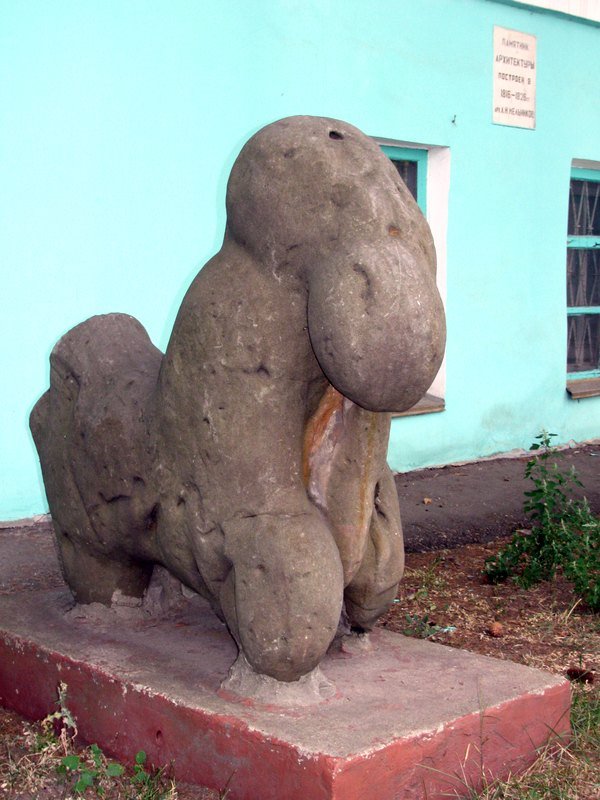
xmin=396 ymin=442 xmax=600 ymax=552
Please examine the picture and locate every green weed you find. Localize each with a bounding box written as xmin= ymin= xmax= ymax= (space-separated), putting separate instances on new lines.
xmin=57 ymin=741 xmax=175 ymax=798
xmin=484 ymin=431 xmax=600 ymax=610
xmin=58 ymin=743 xmax=124 ymax=795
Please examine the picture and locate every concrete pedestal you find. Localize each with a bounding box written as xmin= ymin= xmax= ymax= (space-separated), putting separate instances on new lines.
xmin=0 ymin=526 xmax=570 ymax=800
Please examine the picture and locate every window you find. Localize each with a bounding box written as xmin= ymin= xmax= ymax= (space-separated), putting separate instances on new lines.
xmin=566 ymin=168 xmax=600 ymax=396
xmin=379 ymin=145 xmax=427 ymax=213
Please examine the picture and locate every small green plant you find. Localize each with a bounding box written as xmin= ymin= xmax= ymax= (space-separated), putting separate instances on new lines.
xmin=485 ymin=431 xmax=599 ymax=610
xmin=58 ymin=743 xmax=124 ymax=795
xmin=402 ymin=612 xmax=454 ymax=639
xmin=408 ymin=555 xmax=447 ymax=602
xmin=130 ymin=749 xmax=175 ymax=800
xmin=131 ymin=749 xmax=151 ymax=790
xmin=39 ymin=681 xmax=78 ymax=752
xmin=58 ymin=744 xmax=176 ymax=798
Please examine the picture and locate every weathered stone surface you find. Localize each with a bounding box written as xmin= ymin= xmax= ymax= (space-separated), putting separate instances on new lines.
xmin=30 ymin=116 xmax=445 ymax=683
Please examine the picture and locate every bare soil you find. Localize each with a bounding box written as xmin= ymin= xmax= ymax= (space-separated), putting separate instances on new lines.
xmin=382 ymin=537 xmax=599 ymax=678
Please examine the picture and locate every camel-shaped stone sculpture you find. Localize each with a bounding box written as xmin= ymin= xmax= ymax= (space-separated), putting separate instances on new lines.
xmin=31 ymin=116 xmax=445 ymax=683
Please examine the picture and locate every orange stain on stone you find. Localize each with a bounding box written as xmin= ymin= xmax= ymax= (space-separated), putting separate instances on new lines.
xmin=302 ymin=385 xmax=344 ymax=488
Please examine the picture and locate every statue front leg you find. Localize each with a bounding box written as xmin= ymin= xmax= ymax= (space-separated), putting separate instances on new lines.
xmin=220 ymin=511 xmax=344 ymax=682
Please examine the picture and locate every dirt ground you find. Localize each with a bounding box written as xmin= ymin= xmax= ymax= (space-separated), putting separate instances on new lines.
xmin=382 ymin=538 xmax=598 ymax=678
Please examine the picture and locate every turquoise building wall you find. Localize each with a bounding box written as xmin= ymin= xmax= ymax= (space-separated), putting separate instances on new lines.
xmin=1 ymin=0 xmax=599 ymax=519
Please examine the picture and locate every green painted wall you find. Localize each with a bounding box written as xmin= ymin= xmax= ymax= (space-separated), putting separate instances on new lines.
xmin=1 ymin=0 xmax=599 ymax=519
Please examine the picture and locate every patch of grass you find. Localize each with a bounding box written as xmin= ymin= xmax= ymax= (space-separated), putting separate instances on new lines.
xmin=452 ymin=685 xmax=599 ymax=800
xmin=571 ymin=680 xmax=599 ymax=753
xmin=1 ymin=719 xmax=66 ymax=798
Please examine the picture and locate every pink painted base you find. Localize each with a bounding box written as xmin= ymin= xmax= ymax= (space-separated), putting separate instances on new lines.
xmin=0 ymin=586 xmax=570 ymax=800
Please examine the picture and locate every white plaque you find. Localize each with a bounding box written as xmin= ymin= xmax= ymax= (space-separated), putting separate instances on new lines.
xmin=493 ymin=26 xmax=537 ymax=129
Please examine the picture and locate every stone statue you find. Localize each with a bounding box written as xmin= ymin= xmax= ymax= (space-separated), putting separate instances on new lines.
xmin=30 ymin=116 xmax=445 ymax=684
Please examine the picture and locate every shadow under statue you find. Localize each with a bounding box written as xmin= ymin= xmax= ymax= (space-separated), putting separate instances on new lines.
xmin=30 ymin=116 xmax=445 ymax=686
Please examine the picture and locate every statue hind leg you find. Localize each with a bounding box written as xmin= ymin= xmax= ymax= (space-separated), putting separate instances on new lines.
xmin=343 ymin=466 xmax=405 ymax=630
xmin=30 ymin=314 xmax=162 ymax=605
xmin=31 ymin=389 xmax=154 ymax=605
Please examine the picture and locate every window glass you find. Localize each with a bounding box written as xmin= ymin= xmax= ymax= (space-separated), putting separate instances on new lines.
xmin=567 ymin=249 xmax=600 ymax=308
xmin=390 ymin=160 xmax=418 ymax=202
xmin=378 ymin=145 xmax=427 ymax=214
xmin=568 ymin=180 xmax=600 ymax=236
xmin=567 ymin=314 xmax=600 ymax=373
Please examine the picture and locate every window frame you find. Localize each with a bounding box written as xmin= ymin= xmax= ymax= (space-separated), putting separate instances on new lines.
xmin=566 ymin=167 xmax=600 ymax=382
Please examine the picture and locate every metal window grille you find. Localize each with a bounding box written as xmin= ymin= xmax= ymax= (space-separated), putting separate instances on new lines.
xmin=567 ymin=173 xmax=600 ymax=376
xmin=568 ymin=180 xmax=600 ymax=237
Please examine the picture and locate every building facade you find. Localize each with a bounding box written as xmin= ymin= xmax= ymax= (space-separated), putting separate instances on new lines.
xmin=1 ymin=0 xmax=599 ymax=520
